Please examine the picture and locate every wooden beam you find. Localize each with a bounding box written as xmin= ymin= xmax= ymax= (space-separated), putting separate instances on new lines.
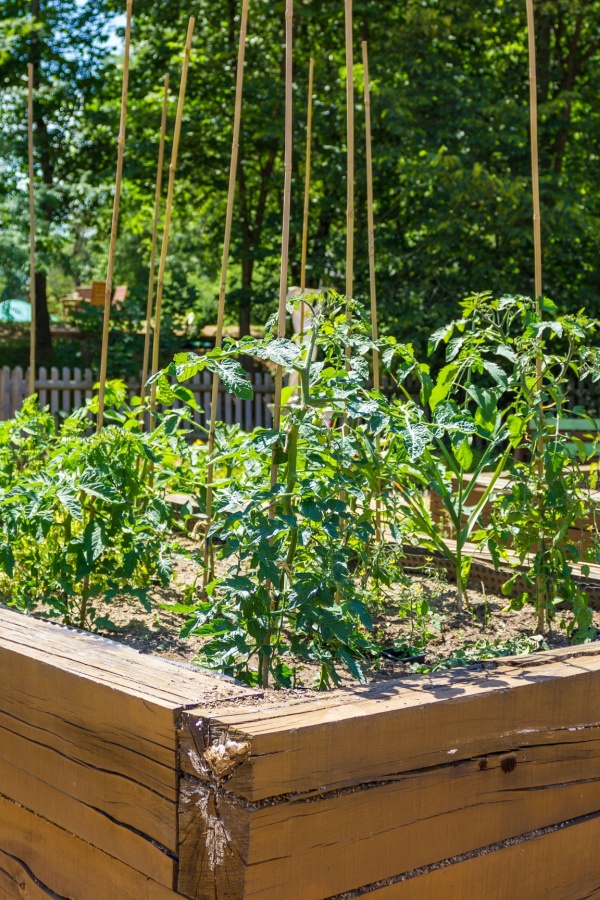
xmin=0 ymin=605 xmax=252 ymax=893
xmin=0 ymin=793 xmax=179 ymax=900
xmin=180 ymin=644 xmax=600 ymax=801
xmin=178 ymin=645 xmax=600 ymax=898
xmin=364 ymin=813 xmax=600 ymax=900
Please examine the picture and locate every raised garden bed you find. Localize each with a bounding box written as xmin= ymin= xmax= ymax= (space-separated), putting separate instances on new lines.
xmin=3 ymin=603 xmax=600 ymax=899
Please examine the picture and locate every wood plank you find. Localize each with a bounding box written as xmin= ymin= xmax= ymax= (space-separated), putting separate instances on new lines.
xmin=0 ymin=846 xmax=58 ymax=898
xmin=181 ymin=645 xmax=600 ymax=800
xmin=0 ymin=606 xmax=256 ymax=885
xmin=178 ymin=736 xmax=600 ymax=899
xmin=0 ymin=793 xmax=179 ymax=900
xmin=0 ymin=712 xmax=175 ymax=884
xmin=362 ymin=813 xmax=600 ymax=900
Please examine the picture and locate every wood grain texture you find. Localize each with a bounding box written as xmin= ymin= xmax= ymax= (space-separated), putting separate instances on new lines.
xmin=363 ymin=814 xmax=600 ymax=899
xmin=0 ymin=606 xmax=254 ymax=892
xmin=179 ymin=736 xmax=600 ymax=899
xmin=0 ymin=794 xmax=179 ymax=900
xmin=181 ymin=644 xmax=600 ymax=801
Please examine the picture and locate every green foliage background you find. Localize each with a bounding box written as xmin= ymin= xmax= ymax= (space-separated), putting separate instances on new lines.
xmin=1 ymin=0 xmax=600 ymax=359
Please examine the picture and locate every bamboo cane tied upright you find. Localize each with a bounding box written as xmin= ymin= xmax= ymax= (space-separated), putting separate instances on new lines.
xmin=345 ymin=0 xmax=354 ymax=315
xmin=202 ymin=0 xmax=249 ymax=583
xmin=140 ymin=72 xmax=170 ymax=409
xmin=27 ymin=64 xmax=36 ymax=397
xmin=149 ymin=18 xmax=195 ymax=424
xmin=300 ymin=57 xmax=314 ymax=335
xmin=526 ymin=0 xmax=546 ymax=630
xmin=270 ymin=0 xmax=294 ymax=462
xmin=362 ymin=41 xmax=379 ymax=391
xmin=96 ymin=0 xmax=133 ymax=432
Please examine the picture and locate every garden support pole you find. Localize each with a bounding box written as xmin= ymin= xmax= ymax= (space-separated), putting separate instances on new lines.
xmin=362 ymin=41 xmax=379 ymax=391
xmin=140 ymin=73 xmax=170 ymax=410
xmin=96 ymin=0 xmax=133 ymax=432
xmin=270 ymin=0 xmax=294 ymax=457
xmin=202 ymin=0 xmax=249 ymax=585
xmin=299 ymin=57 xmax=314 ymax=335
xmin=27 ymin=63 xmax=36 ymax=397
xmin=526 ymin=0 xmax=546 ymax=631
xmin=345 ymin=0 xmax=354 ymax=311
xmin=264 ymin=0 xmax=293 ymax=689
xmin=150 ymin=18 xmax=195 ymax=425
xmin=362 ymin=41 xmax=382 ymax=538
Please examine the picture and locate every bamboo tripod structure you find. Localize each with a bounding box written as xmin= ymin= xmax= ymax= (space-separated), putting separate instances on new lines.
xmin=27 ymin=64 xmax=36 ymax=397
xmin=202 ymin=0 xmax=249 ymax=583
xmin=299 ymin=57 xmax=314 ymax=335
xmin=140 ymin=73 xmax=170 ymax=407
xmin=149 ymin=18 xmax=195 ymax=423
xmin=270 ymin=0 xmax=294 ymax=464
xmin=96 ymin=0 xmax=133 ymax=432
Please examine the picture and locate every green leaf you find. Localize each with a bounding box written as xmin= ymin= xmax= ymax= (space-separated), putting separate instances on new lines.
xmin=255 ymin=338 xmax=303 ymax=369
xmin=213 ymin=359 xmax=253 ymax=400
xmin=84 ymin=520 xmax=105 ymax=561
xmin=454 ymin=439 xmax=474 ymax=470
xmin=429 ymin=364 xmax=458 ymax=410
xmin=57 ymin=485 xmax=83 ymax=521
xmin=482 ymin=360 xmax=508 ymax=388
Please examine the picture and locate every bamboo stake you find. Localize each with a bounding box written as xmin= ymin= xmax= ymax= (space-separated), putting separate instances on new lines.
xmin=27 ymin=64 xmax=36 ymax=397
xmin=202 ymin=0 xmax=249 ymax=583
xmin=270 ymin=0 xmax=294 ymax=450
xmin=526 ymin=0 xmax=543 ymax=307
xmin=362 ymin=41 xmax=382 ymax=540
xmin=300 ymin=57 xmax=314 ymax=334
xmin=262 ymin=0 xmax=293 ymax=689
xmin=345 ymin=0 xmax=354 ymax=308
xmin=150 ymin=17 xmax=196 ymax=424
xmin=526 ymin=0 xmax=546 ymax=631
xmin=140 ymin=72 xmax=170 ymax=408
xmin=96 ymin=0 xmax=133 ymax=432
xmin=362 ymin=41 xmax=379 ymax=391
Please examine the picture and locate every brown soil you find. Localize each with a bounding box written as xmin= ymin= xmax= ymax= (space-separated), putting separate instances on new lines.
xmin=92 ymin=545 xmax=600 ymax=690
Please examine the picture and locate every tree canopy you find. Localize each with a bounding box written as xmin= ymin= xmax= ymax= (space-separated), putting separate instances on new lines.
xmin=1 ymin=0 xmax=600 ymax=365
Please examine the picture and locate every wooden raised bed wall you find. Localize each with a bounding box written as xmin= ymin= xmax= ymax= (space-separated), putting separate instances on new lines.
xmin=1 ymin=605 xmax=600 ymax=899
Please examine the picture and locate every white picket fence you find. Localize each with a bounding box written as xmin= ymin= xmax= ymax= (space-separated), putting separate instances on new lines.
xmin=0 ymin=365 xmax=277 ymax=431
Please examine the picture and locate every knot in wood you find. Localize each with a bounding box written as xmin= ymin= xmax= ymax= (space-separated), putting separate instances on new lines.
xmin=500 ymin=753 xmax=517 ymax=774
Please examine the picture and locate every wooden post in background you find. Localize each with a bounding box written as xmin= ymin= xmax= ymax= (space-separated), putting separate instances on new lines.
xmin=27 ymin=64 xmax=36 ymax=397
xmin=96 ymin=0 xmax=133 ymax=431
xmin=299 ymin=57 xmax=314 ymax=334
xmin=362 ymin=41 xmax=379 ymax=391
xmin=150 ymin=18 xmax=195 ymax=424
xmin=203 ymin=0 xmax=249 ymax=582
xmin=140 ymin=73 xmax=170 ymax=407
xmin=345 ymin=0 xmax=354 ymax=308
